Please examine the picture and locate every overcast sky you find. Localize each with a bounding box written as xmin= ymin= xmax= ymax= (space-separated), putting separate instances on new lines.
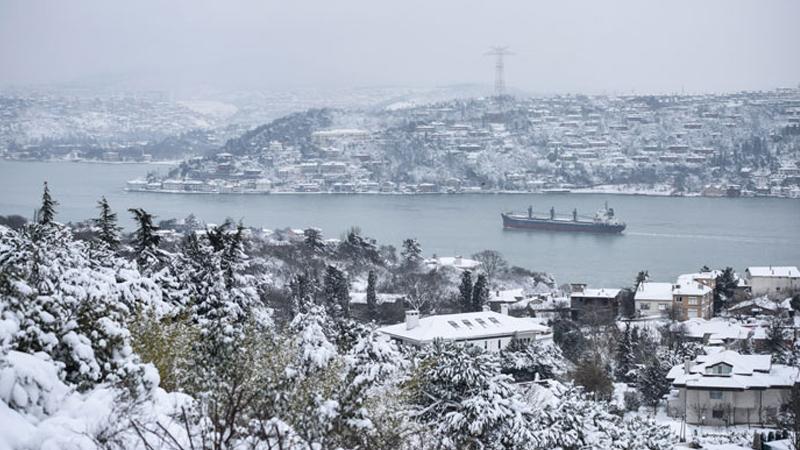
xmin=1 ymin=0 xmax=799 ymax=94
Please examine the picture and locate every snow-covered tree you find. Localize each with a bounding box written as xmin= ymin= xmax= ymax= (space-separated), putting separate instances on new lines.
xmin=638 ymin=350 xmax=673 ymax=414
xmin=400 ymin=238 xmax=423 ymax=269
xmin=410 ymin=340 xmax=537 ymax=449
xmin=471 ymin=273 xmax=488 ymax=312
xmin=366 ymin=270 xmax=378 ymax=321
xmin=94 ymin=197 xmax=121 ymax=250
xmin=38 ymin=182 xmax=57 ymax=225
xmin=458 ymin=270 xmax=473 ymax=313
xmin=500 ymin=337 xmax=565 ymax=381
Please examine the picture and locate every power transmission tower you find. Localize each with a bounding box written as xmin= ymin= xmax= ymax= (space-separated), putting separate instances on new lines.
xmin=485 ymin=46 xmax=514 ymax=98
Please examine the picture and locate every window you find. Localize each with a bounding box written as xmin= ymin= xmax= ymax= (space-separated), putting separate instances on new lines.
xmin=475 ymin=318 xmax=488 ymax=328
xmin=706 ymin=363 xmax=732 ymax=375
xmin=447 ymin=321 xmax=460 ymax=328
xmin=712 ymin=409 xmax=724 ymax=419
xmin=688 ymin=298 xmax=698 ymax=306
xmin=483 ymin=341 xmax=487 ymax=349
xmin=676 ymin=296 xmax=683 ymax=303
xmin=462 ymin=320 xmax=473 ymax=328
xmin=709 ymin=391 xmax=723 ymax=400
xmin=488 ymin=317 xmax=501 ymax=324
xmin=641 ymin=303 xmax=650 ymax=310
xmin=498 ymin=340 xmax=501 ymax=349
xmin=658 ymin=304 xmax=667 ymax=311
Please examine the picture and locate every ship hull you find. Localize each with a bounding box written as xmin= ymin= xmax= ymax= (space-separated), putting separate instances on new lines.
xmin=501 ymin=213 xmax=625 ymax=234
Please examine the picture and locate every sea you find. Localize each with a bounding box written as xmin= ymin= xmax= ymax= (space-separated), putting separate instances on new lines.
xmin=1 ymin=160 xmax=798 ymax=287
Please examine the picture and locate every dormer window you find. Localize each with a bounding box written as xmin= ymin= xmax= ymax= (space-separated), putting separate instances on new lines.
xmin=706 ymin=362 xmax=733 ymax=375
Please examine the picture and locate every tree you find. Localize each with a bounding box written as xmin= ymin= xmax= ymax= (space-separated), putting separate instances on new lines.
xmin=38 ymin=181 xmax=58 ymax=225
xmin=635 ymin=270 xmax=649 ymax=290
xmin=323 ymin=265 xmax=350 ymax=319
xmin=366 ymin=270 xmax=378 ymax=320
xmin=615 ymin=322 xmax=636 ymax=383
xmin=303 ymin=227 xmax=325 ymax=253
xmin=128 ymin=208 xmax=161 ymax=269
xmin=94 ymin=196 xmax=121 ymax=249
xmin=638 ymin=352 xmax=673 ymax=414
xmin=409 ymin=340 xmax=536 ymax=449
xmin=458 ymin=270 xmax=473 ymax=313
xmin=714 ymin=267 xmax=737 ymax=313
xmin=791 ymin=293 xmax=800 ymax=313
xmin=500 ymin=338 xmax=565 ymax=381
xmin=777 ymin=384 xmax=800 ymax=450
xmin=471 ymin=273 xmax=488 ymax=312
xmin=552 ymin=317 xmax=587 ymax=362
xmin=400 ymin=238 xmax=423 ymax=270
xmin=572 ymin=356 xmax=613 ymax=401
xmin=471 ymin=249 xmax=508 ymax=283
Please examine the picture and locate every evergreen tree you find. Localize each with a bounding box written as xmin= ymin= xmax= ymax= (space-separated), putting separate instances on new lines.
xmin=38 ymin=181 xmax=58 ymax=225
xmin=471 ymin=273 xmax=488 ymax=312
xmin=713 ymin=267 xmax=737 ymax=313
xmin=615 ymin=322 xmax=635 ymax=382
xmin=638 ymin=351 xmax=673 ymax=414
xmin=128 ymin=208 xmax=161 ymax=269
xmin=400 ymin=238 xmax=422 ymax=269
xmin=323 ymin=265 xmax=350 ymax=318
xmin=94 ymin=196 xmax=121 ymax=249
xmin=500 ymin=337 xmax=565 ymax=381
xmin=303 ymin=227 xmax=325 ymax=253
xmin=410 ymin=340 xmax=536 ymax=448
xmin=458 ymin=270 xmax=473 ymax=313
xmin=635 ymin=270 xmax=649 ymax=290
xmin=366 ymin=269 xmax=378 ymax=320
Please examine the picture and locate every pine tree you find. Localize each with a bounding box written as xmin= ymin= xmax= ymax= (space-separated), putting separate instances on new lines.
xmin=411 ymin=340 xmax=536 ymax=448
xmin=94 ymin=196 xmax=121 ymax=249
xmin=458 ymin=270 xmax=473 ymax=313
xmin=128 ymin=208 xmax=161 ymax=269
xmin=638 ymin=351 xmax=672 ymax=414
xmin=615 ymin=322 xmax=635 ymax=382
xmin=323 ymin=265 xmax=350 ymax=318
xmin=500 ymin=337 xmax=565 ymax=381
xmin=400 ymin=238 xmax=422 ymax=269
xmin=366 ymin=270 xmax=378 ymax=321
xmin=303 ymin=227 xmax=325 ymax=253
xmin=38 ymin=181 xmax=58 ymax=225
xmin=471 ymin=273 xmax=488 ymax=312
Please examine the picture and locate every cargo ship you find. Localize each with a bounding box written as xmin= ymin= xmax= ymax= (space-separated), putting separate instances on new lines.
xmin=501 ymin=204 xmax=626 ymax=234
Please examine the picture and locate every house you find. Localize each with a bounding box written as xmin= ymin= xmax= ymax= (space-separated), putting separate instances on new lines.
xmin=569 ymin=284 xmax=622 ymax=322
xmin=672 ymin=274 xmax=714 ymax=320
xmin=378 ymin=310 xmax=550 ymax=353
xmin=424 ymin=255 xmax=481 ymax=271
xmin=745 ymin=266 xmax=800 ymax=298
xmin=727 ymin=296 xmax=786 ymax=317
xmin=666 ymin=350 xmax=799 ymax=426
xmin=634 ymin=282 xmax=674 ymax=317
xmin=673 ymin=318 xmax=767 ymax=347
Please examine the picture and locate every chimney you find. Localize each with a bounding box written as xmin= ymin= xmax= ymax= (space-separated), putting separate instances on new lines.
xmin=684 ymin=358 xmax=692 ymax=374
xmin=500 ymin=304 xmax=509 ymax=315
xmin=405 ymin=310 xmax=420 ymax=330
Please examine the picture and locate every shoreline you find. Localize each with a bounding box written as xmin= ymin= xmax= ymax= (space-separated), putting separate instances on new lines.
xmin=124 ymin=187 xmax=800 ymax=200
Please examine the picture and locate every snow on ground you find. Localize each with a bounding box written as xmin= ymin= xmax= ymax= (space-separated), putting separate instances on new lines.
xmin=177 ymin=100 xmax=238 ymax=120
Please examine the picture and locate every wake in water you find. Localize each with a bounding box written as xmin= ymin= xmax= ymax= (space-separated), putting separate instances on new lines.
xmin=626 ymin=231 xmax=793 ymax=245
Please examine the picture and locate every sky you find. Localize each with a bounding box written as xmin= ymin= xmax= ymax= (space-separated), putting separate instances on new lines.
xmin=1 ymin=0 xmax=799 ymax=95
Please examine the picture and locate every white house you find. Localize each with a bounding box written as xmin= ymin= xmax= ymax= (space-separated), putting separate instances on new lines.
xmin=424 ymin=256 xmax=481 ymax=271
xmin=745 ymin=266 xmax=800 ymax=298
xmin=378 ymin=310 xmax=550 ymax=353
xmin=667 ymin=350 xmax=799 ymax=426
xmin=634 ymin=282 xmax=674 ymax=317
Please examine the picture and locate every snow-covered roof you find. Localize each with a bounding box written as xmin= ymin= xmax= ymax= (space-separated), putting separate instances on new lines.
xmin=424 ymin=256 xmax=481 ymax=270
xmin=571 ymin=288 xmax=621 ymax=299
xmin=634 ymin=282 xmax=673 ymax=301
xmin=728 ymin=296 xmax=783 ymax=313
xmin=746 ymin=266 xmax=800 ymax=278
xmin=349 ymin=292 xmax=405 ymax=305
xmin=675 ymin=318 xmax=767 ymax=341
xmin=672 ymin=278 xmax=712 ymax=297
xmin=378 ymin=311 xmax=550 ymax=343
xmin=488 ymin=288 xmax=525 ymax=303
xmin=668 ymin=351 xmax=798 ymax=390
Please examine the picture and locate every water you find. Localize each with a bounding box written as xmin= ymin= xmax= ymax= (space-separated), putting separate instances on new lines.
xmin=1 ymin=160 xmax=798 ymax=287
